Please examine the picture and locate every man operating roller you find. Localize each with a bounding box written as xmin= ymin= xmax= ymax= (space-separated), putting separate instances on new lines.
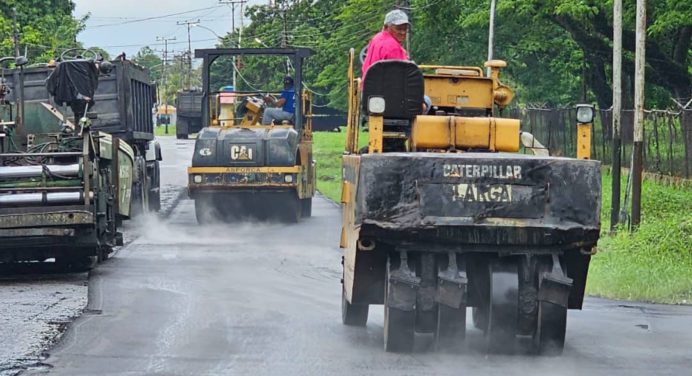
xmin=361 ymin=9 xmax=431 ymax=113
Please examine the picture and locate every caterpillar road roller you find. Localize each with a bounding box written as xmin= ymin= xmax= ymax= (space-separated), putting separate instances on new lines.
xmin=339 ymin=50 xmax=600 ymax=354
xmin=0 ymin=52 xmax=138 ymax=269
xmin=188 ymin=48 xmax=316 ymax=223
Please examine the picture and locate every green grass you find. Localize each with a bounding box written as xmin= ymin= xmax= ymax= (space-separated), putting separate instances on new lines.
xmin=313 ymin=131 xmax=692 ymax=303
xmin=587 ymin=171 xmax=692 ymax=304
xmin=313 ymin=130 xmax=346 ymax=201
xmin=154 ymin=125 xmax=176 ymax=137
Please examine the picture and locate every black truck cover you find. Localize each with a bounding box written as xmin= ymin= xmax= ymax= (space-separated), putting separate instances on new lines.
xmin=2 ymin=59 xmax=155 ymax=142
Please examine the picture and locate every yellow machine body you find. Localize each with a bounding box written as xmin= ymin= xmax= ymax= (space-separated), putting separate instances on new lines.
xmin=339 ymin=49 xmax=600 ymax=354
xmin=411 ymin=115 xmax=520 ymax=152
xmin=577 ymin=123 xmax=592 ymax=160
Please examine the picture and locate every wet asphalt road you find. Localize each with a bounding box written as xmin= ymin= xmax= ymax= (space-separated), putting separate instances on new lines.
xmin=30 ymin=137 xmax=692 ymax=375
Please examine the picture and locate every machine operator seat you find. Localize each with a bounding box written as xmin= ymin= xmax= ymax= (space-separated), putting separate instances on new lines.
xmin=361 ymin=60 xmax=424 ymax=151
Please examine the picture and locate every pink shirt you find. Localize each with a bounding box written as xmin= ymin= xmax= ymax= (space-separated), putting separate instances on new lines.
xmin=361 ymin=30 xmax=409 ymax=80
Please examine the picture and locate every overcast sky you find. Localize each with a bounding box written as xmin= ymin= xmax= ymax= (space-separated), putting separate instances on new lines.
xmin=72 ymin=0 xmax=268 ymax=59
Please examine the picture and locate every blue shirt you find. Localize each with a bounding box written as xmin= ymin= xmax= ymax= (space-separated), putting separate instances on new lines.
xmin=281 ymin=87 xmax=296 ymax=113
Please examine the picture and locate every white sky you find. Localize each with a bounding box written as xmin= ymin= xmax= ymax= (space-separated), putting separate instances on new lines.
xmin=72 ymin=0 xmax=268 ymax=59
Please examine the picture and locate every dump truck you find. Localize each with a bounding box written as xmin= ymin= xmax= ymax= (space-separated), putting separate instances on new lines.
xmin=0 ymin=50 xmax=161 ymax=268
xmin=0 ymin=52 xmax=143 ymax=268
xmin=175 ymin=89 xmax=203 ymax=139
xmin=1 ymin=53 xmax=161 ymax=215
xmin=187 ymin=48 xmax=316 ymax=223
xmin=340 ymin=50 xmax=600 ymax=355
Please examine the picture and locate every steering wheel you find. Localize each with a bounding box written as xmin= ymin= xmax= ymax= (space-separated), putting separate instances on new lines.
xmin=234 ymin=95 xmax=267 ymax=119
xmin=263 ymin=94 xmax=279 ymax=105
xmin=359 ymin=46 xmax=368 ymax=64
xmin=60 ymin=48 xmax=100 ymax=62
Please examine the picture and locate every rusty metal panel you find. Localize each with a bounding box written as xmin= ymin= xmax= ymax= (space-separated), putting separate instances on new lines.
xmin=0 ymin=228 xmax=75 ymax=237
xmin=0 ymin=210 xmax=93 ymax=229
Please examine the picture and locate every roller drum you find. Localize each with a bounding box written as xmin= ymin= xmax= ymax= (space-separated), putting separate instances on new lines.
xmin=0 ymin=191 xmax=87 ymax=205
xmin=0 ymin=164 xmax=81 ymax=179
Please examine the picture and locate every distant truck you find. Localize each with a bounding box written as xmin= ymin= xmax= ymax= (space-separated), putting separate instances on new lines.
xmin=156 ymin=105 xmax=176 ymax=128
xmin=175 ymin=89 xmax=203 ymax=139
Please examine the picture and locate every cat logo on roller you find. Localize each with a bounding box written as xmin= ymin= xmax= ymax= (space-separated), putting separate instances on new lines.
xmin=230 ymin=145 xmax=253 ymax=161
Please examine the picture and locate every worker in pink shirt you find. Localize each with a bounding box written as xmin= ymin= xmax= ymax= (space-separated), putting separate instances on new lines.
xmin=361 ymin=9 xmax=410 ymax=80
xmin=362 ymin=9 xmax=431 ymax=113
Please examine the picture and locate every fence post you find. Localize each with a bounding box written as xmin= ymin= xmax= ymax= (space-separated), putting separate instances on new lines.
xmin=631 ymin=0 xmax=646 ymax=229
xmin=684 ymin=110 xmax=691 ymax=179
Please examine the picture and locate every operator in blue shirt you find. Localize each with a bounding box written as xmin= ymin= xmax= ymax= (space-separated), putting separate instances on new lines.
xmin=261 ymin=76 xmax=295 ymax=125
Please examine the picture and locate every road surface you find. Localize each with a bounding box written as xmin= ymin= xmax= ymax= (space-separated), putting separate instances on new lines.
xmin=13 ymin=136 xmax=692 ymax=375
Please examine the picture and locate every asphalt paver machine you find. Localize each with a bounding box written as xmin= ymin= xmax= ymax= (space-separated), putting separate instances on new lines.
xmin=0 ymin=52 xmax=136 ymax=269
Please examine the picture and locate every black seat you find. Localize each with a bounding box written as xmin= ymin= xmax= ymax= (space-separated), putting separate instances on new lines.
xmin=361 ymin=60 xmax=424 ymax=122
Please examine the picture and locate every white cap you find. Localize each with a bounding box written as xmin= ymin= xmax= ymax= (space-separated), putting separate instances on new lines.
xmin=384 ymin=9 xmax=409 ymax=26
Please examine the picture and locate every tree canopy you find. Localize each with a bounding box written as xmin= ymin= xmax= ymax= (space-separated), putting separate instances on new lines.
xmin=232 ymin=0 xmax=690 ymax=110
xmin=2 ymin=0 xmax=689 ymax=109
xmin=0 ymin=0 xmax=85 ymax=65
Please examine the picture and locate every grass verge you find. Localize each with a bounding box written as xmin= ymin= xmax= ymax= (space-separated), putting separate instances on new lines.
xmin=588 ymin=171 xmax=691 ymax=304
xmin=154 ymin=125 xmax=177 ymax=137
xmin=313 ymin=130 xmax=692 ymax=303
xmin=313 ymin=130 xmax=345 ymax=201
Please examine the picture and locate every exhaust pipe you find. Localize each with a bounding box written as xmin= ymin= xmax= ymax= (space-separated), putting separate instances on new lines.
xmin=0 ymin=164 xmax=81 ymax=179
xmin=0 ymin=191 xmax=92 ymax=205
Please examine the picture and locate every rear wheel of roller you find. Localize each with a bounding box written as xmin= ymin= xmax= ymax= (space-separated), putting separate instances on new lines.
xmin=342 ymin=287 xmax=368 ymax=326
xmin=383 ymin=257 xmax=415 ymax=353
xmin=486 ymin=259 xmax=519 ymax=353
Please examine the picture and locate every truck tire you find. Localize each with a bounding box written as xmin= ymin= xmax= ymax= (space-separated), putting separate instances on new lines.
xmin=56 ymin=255 xmax=98 ymax=272
xmin=280 ymin=193 xmax=301 ymax=223
xmin=147 ymin=161 xmax=161 ymax=212
xmin=130 ymin=158 xmax=149 ymax=217
xmin=177 ymin=118 xmax=189 ymax=139
xmin=342 ymin=286 xmax=368 ymax=326
xmin=301 ymin=198 xmax=312 ymax=218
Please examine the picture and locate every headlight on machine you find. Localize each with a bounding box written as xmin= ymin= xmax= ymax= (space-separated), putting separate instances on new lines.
xmin=368 ymin=96 xmax=386 ymax=115
xmin=576 ymin=104 xmax=595 ymax=124
xmin=193 ymin=175 xmax=203 ymax=183
xmin=284 ymin=174 xmax=294 ymax=183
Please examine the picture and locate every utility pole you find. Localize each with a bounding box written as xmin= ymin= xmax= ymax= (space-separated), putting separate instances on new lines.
xmin=12 ymin=8 xmax=24 ymax=138
xmin=281 ymin=4 xmax=288 ymax=48
xmin=219 ymin=0 xmax=247 ymax=44
xmin=177 ymin=19 xmax=200 ymax=90
xmin=280 ymin=1 xmax=290 ymax=74
xmin=611 ymin=0 xmax=623 ymax=231
xmin=631 ymin=0 xmax=646 ymax=229
xmin=156 ymin=36 xmax=176 ymax=135
xmin=12 ymin=8 xmax=20 ymax=58
xmin=487 ymin=0 xmax=497 ymax=77
xmin=219 ymin=0 xmax=246 ymax=90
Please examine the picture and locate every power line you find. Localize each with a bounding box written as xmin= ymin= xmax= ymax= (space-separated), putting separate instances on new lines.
xmin=87 ymin=6 xmax=223 ymax=28
xmin=77 ymin=38 xmax=217 ymax=50
xmin=156 ymin=35 xmax=176 ymax=133
xmin=177 ymin=19 xmax=201 ymax=90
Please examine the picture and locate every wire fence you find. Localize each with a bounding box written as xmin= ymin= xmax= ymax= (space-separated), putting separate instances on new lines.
xmin=509 ymin=108 xmax=692 ymax=178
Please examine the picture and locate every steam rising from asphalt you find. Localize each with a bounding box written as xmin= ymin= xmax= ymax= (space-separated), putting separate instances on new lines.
xmin=129 ymin=203 xmax=300 ymax=248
